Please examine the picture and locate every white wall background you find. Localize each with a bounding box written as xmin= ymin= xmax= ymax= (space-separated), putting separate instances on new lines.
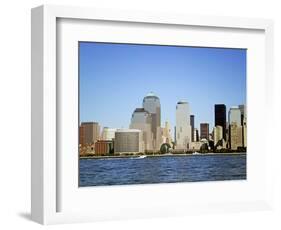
xmin=0 ymin=0 xmax=280 ymax=229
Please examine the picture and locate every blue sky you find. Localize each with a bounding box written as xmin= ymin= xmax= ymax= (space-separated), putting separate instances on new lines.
xmin=79 ymin=42 xmax=246 ymax=133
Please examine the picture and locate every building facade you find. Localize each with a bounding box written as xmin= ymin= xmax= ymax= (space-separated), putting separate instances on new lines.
xmin=213 ymin=125 xmax=223 ymax=146
xmin=162 ymin=121 xmax=173 ymax=145
xmin=101 ymin=127 xmax=116 ymax=141
xmin=200 ymin=123 xmax=209 ymax=140
xmin=190 ymin=115 xmax=195 ymax=142
xmin=229 ymin=123 xmax=243 ymax=150
xmin=143 ymin=92 xmax=161 ymax=150
xmin=228 ymin=106 xmax=241 ymax=125
xmin=114 ymin=129 xmax=144 ymax=154
xmin=176 ymin=101 xmax=192 ymax=149
xmin=129 ymin=108 xmax=153 ymax=151
xmin=95 ymin=140 xmax=114 ymax=155
xmin=193 ymin=128 xmax=199 ymax=142
xmin=215 ymin=104 xmax=226 ymax=140
xmin=79 ymin=122 xmax=100 ymax=146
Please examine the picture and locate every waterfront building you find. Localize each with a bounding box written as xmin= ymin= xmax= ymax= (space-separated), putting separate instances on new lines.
xmin=101 ymin=127 xmax=116 ymax=141
xmin=213 ymin=125 xmax=223 ymax=146
xmin=239 ymin=104 xmax=247 ymax=147
xmin=95 ymin=140 xmax=114 ymax=155
xmin=239 ymin=105 xmax=245 ymax=126
xmin=200 ymin=123 xmax=209 ymax=140
xmin=193 ymin=128 xmax=199 ymax=142
xmin=157 ymin=126 xmax=165 ymax=147
xmin=143 ymin=92 xmax=161 ymax=149
xmin=114 ymin=129 xmax=144 ymax=154
xmin=190 ymin=115 xmax=195 ymax=142
xmin=229 ymin=123 xmax=243 ymax=150
xmin=162 ymin=121 xmax=173 ymax=145
xmin=243 ymin=123 xmax=247 ymax=147
xmin=228 ymin=106 xmax=241 ymax=125
xmin=189 ymin=141 xmax=202 ymax=151
xmin=215 ymin=104 xmax=226 ymax=140
xmin=79 ymin=122 xmax=100 ymax=146
xmin=130 ymin=108 xmax=153 ymax=151
xmin=176 ymin=101 xmax=192 ymax=150
xmin=228 ymin=106 xmax=244 ymax=149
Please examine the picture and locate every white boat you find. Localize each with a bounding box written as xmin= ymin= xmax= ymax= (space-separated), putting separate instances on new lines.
xmin=192 ymin=152 xmax=200 ymax=155
xmin=138 ymin=155 xmax=147 ymax=159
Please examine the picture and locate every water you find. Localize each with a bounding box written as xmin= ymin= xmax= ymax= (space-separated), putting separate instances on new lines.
xmin=79 ymin=154 xmax=246 ymax=187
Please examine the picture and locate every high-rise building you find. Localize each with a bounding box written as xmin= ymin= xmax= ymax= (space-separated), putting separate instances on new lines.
xmin=215 ymin=104 xmax=226 ymax=140
xmin=228 ymin=106 xmax=243 ymax=150
xmin=143 ymin=92 xmax=161 ymax=149
xmin=239 ymin=104 xmax=247 ymax=147
xmin=213 ymin=125 xmax=223 ymax=146
xmin=101 ymin=127 xmax=116 ymax=141
xmin=193 ymin=128 xmax=199 ymax=142
xmin=176 ymin=101 xmax=192 ymax=149
xmin=130 ymin=108 xmax=153 ymax=151
xmin=114 ymin=129 xmax=144 ymax=154
xmin=238 ymin=105 xmax=245 ymax=126
xmin=200 ymin=123 xmax=209 ymax=140
xmin=229 ymin=123 xmax=243 ymax=150
xmin=228 ymin=106 xmax=241 ymax=125
xmin=190 ymin=115 xmax=195 ymax=142
xmin=79 ymin=122 xmax=100 ymax=146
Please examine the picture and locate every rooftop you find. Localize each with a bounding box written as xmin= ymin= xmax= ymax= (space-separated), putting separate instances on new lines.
xmin=144 ymin=91 xmax=159 ymax=99
xmin=116 ymin=128 xmax=142 ymax=133
xmin=177 ymin=100 xmax=188 ymax=104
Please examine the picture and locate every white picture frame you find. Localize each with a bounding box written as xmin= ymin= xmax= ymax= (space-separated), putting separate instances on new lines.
xmin=31 ymin=5 xmax=274 ymax=225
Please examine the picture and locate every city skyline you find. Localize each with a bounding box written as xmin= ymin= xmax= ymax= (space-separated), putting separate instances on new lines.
xmin=79 ymin=42 xmax=246 ymax=131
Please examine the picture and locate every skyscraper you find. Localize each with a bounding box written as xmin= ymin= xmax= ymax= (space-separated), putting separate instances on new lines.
xmin=228 ymin=106 xmax=243 ymax=149
xmin=228 ymin=106 xmax=241 ymax=125
xmin=215 ymin=104 xmax=226 ymax=140
xmin=130 ymin=108 xmax=153 ymax=151
xmin=239 ymin=104 xmax=247 ymax=147
xmin=200 ymin=123 xmax=209 ymax=140
xmin=190 ymin=115 xmax=195 ymax=142
xmin=176 ymin=101 xmax=192 ymax=149
xmin=143 ymin=92 xmax=161 ymax=149
xmin=213 ymin=125 xmax=223 ymax=146
xmin=238 ymin=105 xmax=245 ymax=126
xmin=229 ymin=123 xmax=243 ymax=150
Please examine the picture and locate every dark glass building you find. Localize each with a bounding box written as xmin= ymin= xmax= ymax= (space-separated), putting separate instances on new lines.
xmin=200 ymin=123 xmax=209 ymax=140
xmin=215 ymin=104 xmax=226 ymax=140
xmin=190 ymin=115 xmax=195 ymax=142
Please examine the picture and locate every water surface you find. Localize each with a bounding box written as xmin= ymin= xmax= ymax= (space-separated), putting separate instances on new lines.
xmin=79 ymin=154 xmax=246 ymax=187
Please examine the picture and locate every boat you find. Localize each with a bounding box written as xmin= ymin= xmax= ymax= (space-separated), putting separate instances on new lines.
xmin=192 ymin=152 xmax=200 ymax=155
xmin=137 ymin=155 xmax=147 ymax=159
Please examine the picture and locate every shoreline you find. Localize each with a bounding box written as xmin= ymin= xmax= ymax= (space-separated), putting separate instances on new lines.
xmin=80 ymin=152 xmax=246 ymax=160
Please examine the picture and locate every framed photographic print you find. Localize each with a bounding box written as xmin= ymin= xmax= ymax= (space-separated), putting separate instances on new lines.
xmin=31 ymin=5 xmax=274 ymax=224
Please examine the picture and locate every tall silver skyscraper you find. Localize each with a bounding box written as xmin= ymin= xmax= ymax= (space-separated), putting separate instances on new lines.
xmin=143 ymin=92 xmax=161 ymax=149
xmin=176 ymin=101 xmax=192 ymax=150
